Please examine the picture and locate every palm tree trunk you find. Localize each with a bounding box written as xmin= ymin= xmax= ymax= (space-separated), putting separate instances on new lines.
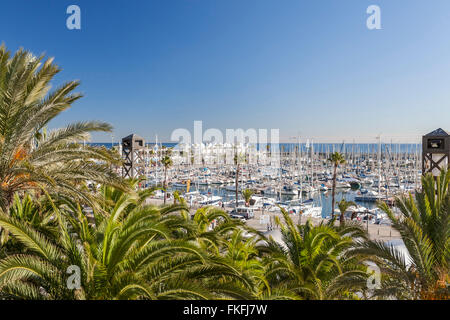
xmin=2 ymin=189 xmax=14 ymax=212
xmin=163 ymin=167 xmax=167 ymax=205
xmin=235 ymin=164 xmax=239 ymax=209
xmin=332 ymin=163 xmax=338 ymax=220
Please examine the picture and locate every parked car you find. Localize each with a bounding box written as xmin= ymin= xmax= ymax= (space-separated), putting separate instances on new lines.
xmin=229 ymin=207 xmax=255 ymax=219
xmin=230 ymin=214 xmax=246 ymax=221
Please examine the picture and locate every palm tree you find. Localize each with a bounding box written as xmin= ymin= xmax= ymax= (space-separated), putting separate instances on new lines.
xmin=161 ymin=155 xmax=173 ymax=204
xmin=221 ymin=229 xmax=274 ymax=298
xmin=242 ymin=189 xmax=254 ymax=207
xmin=328 ymin=152 xmax=346 ymax=217
xmin=0 ymin=193 xmax=91 ymax=299
xmin=98 ymin=178 xmax=158 ymax=219
xmin=337 ymin=199 xmax=357 ymax=226
xmin=353 ymin=170 xmax=450 ymax=300
xmin=0 ymin=193 xmax=58 ymax=256
xmin=233 ymin=152 xmax=245 ymax=209
xmin=90 ymin=184 xmax=256 ymax=299
xmin=260 ymin=208 xmax=369 ymax=299
xmin=0 ymin=190 xmax=256 ymax=299
xmin=0 ymin=202 xmax=190 ymax=299
xmin=0 ymin=45 xmax=125 ymax=210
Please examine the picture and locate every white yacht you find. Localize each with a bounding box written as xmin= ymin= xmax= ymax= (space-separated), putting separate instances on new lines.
xmin=198 ymin=195 xmax=222 ymax=206
xmin=281 ymin=185 xmax=298 ymax=195
xmin=263 ymin=187 xmax=278 ymax=196
xmin=302 ymin=206 xmax=322 ymax=218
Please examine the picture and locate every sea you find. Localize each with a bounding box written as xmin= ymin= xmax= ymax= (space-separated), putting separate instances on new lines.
xmin=89 ymin=143 xmax=422 ymax=154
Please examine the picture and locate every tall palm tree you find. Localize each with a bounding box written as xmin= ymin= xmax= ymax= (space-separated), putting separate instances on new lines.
xmin=0 ymin=45 xmax=125 ymax=210
xmin=234 ymin=153 xmax=239 ymax=208
xmin=328 ymin=152 xmax=346 ymax=217
xmin=242 ymin=189 xmax=254 ymax=207
xmin=337 ymin=199 xmax=357 ymax=226
xmin=233 ymin=152 xmax=245 ymax=209
xmin=353 ymin=170 xmax=450 ymax=300
xmin=161 ymin=155 xmax=173 ymax=204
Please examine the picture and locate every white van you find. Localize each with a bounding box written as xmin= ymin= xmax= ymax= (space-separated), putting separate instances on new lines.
xmin=230 ymin=207 xmax=255 ymax=219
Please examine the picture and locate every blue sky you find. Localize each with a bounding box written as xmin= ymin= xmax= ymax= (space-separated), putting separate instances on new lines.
xmin=2 ymin=0 xmax=450 ymax=142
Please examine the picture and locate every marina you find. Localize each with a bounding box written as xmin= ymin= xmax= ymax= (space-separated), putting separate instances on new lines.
xmin=104 ymin=139 xmax=424 ymax=232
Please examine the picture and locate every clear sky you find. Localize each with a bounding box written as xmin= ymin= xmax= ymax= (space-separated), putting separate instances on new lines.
xmin=2 ymin=0 xmax=450 ymax=143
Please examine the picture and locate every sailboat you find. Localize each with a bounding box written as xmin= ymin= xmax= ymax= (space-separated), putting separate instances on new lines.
xmin=302 ymin=206 xmax=322 ymax=218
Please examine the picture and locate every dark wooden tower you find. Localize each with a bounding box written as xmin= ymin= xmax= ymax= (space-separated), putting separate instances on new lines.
xmin=422 ymin=128 xmax=450 ymax=176
xmin=122 ymin=134 xmax=146 ymax=179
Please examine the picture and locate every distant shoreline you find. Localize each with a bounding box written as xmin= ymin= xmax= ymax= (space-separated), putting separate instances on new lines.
xmin=88 ymin=142 xmax=422 ymax=154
